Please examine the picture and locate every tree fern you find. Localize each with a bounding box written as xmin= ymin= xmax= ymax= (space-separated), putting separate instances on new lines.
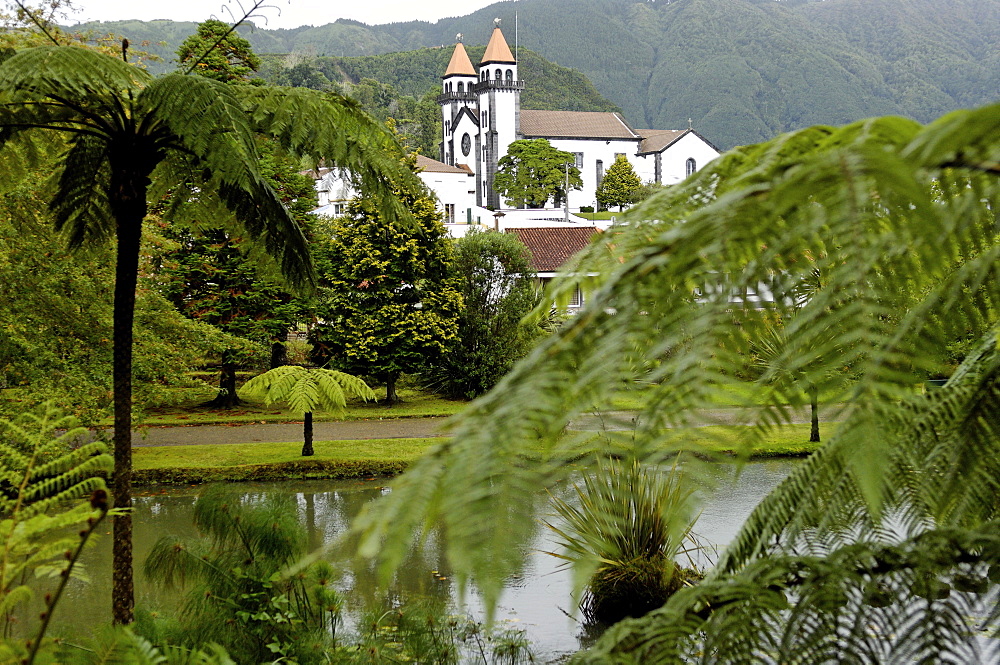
xmin=240 ymin=365 xmax=375 ymax=456
xmin=348 ymin=101 xmax=1000 ymax=659
xmin=0 ymin=41 xmax=419 ymax=623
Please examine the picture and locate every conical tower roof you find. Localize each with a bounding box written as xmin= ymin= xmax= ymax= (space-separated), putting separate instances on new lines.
xmin=444 ymin=41 xmax=477 ymax=77
xmin=481 ymin=26 xmax=516 ymax=64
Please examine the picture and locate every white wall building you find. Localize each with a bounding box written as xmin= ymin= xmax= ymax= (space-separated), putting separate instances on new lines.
xmin=439 ymin=23 xmax=721 ymax=211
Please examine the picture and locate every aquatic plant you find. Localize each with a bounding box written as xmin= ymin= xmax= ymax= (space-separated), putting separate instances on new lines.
xmin=545 ymin=458 xmax=698 ymax=623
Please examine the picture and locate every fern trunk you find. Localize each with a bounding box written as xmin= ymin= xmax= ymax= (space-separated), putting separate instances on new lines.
xmin=809 ymin=384 xmax=820 ymax=443
xmin=110 ymin=172 xmax=148 ymax=626
xmin=302 ymin=411 xmax=314 ymax=456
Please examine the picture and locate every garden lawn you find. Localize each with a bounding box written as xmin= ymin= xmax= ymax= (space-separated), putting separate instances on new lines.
xmin=131 ymin=423 xmax=828 ymax=485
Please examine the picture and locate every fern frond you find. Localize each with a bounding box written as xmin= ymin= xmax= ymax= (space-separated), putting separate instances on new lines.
xmin=348 ymin=101 xmax=1000 ymax=647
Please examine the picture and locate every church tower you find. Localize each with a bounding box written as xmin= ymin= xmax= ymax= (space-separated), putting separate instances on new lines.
xmin=439 ymin=36 xmax=479 ymax=169
xmin=477 ymin=20 xmax=522 ymax=209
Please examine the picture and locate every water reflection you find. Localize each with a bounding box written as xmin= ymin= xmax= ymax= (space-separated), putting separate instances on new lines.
xmin=45 ymin=460 xmax=797 ymax=662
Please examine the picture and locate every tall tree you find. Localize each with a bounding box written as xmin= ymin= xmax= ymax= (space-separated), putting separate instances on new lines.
xmin=175 ymin=18 xmax=260 ymax=84
xmin=494 ymin=139 xmax=582 ymax=209
xmin=596 ymin=153 xmax=642 ymax=212
xmin=310 ymin=177 xmax=462 ymax=405
xmin=421 ymin=228 xmax=542 ymax=399
xmin=351 ymin=101 xmax=1000 ymax=662
xmin=0 ymin=43 xmax=417 ymax=624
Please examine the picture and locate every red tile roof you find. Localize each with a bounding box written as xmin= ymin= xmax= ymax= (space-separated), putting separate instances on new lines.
xmin=506 ymin=226 xmax=601 ymax=272
xmin=416 ymin=154 xmax=468 ymax=174
xmin=520 ymin=110 xmax=638 ymax=140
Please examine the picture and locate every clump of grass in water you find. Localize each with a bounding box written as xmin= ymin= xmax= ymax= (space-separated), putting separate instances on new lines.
xmin=545 ymin=457 xmax=701 ymax=624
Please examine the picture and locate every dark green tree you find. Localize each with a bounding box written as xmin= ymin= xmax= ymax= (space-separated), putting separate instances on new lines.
xmin=0 ymin=43 xmax=417 ymax=625
xmin=155 ymin=140 xmax=320 ymax=406
xmin=422 ymin=229 xmax=542 ymax=399
xmin=495 ymin=139 xmax=582 ymax=209
xmin=175 ymin=19 xmax=261 ymax=84
xmin=596 ymin=154 xmax=642 ymax=212
xmin=310 ymin=180 xmax=462 ymax=405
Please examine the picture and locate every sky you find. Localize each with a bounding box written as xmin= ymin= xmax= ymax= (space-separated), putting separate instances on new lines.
xmin=67 ymin=0 xmax=505 ymax=30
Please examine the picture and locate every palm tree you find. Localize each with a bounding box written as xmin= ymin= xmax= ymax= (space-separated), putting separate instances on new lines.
xmin=0 ymin=45 xmax=418 ymax=624
xmin=350 ymin=101 xmax=1000 ymax=660
xmin=240 ymin=365 xmax=375 ymax=456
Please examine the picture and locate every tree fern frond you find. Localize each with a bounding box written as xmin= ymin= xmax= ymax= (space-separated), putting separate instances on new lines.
xmin=240 ymin=85 xmax=422 ymax=227
xmin=48 ymin=132 xmax=112 ymax=246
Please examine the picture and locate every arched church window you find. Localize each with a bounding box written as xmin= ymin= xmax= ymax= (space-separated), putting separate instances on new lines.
xmin=495 ymin=69 xmax=502 ymax=81
xmin=458 ymin=82 xmax=464 ymax=93
xmin=481 ymin=71 xmax=487 ymax=81
xmin=686 ymin=158 xmax=697 ymax=176
xmin=506 ymin=69 xmax=513 ymax=82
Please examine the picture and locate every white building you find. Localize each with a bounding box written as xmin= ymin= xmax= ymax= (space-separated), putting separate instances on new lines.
xmin=440 ymin=23 xmax=721 ymax=210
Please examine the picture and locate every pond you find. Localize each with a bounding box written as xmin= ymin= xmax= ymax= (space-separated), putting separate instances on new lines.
xmin=50 ymin=459 xmax=797 ymax=662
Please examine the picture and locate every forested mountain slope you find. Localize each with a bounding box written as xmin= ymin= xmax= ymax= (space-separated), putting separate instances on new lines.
xmin=71 ymin=0 xmax=1000 ymax=149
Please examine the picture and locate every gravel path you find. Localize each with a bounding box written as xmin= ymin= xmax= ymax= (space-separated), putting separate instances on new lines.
xmin=130 ymin=404 xmax=844 ymax=447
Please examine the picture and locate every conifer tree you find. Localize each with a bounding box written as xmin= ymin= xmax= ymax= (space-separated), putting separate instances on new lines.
xmin=310 ymin=172 xmax=462 ymax=405
xmin=596 ymin=154 xmax=642 ymax=211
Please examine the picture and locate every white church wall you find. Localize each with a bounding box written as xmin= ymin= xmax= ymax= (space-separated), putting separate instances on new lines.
xmin=658 ymin=132 xmax=720 ymax=185
xmin=419 ymin=169 xmax=477 ymax=224
xmin=546 ymin=137 xmax=642 ymax=210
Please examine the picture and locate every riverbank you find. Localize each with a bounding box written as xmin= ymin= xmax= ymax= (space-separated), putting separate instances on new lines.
xmin=132 ymin=422 xmax=828 ymax=485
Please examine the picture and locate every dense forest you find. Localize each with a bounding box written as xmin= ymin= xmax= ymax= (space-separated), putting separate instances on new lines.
xmin=69 ymin=0 xmax=1000 ymax=148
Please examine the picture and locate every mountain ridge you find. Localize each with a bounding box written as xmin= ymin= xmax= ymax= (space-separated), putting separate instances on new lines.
xmin=69 ymin=0 xmax=1000 ymax=149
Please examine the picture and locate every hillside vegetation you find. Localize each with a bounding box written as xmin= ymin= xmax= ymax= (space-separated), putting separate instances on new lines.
xmin=70 ymin=0 xmax=1000 ymax=148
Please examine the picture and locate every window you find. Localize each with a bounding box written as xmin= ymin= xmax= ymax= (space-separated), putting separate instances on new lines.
xmin=445 ymin=120 xmax=450 ymax=134
xmin=444 ymin=203 xmax=455 ymax=224
xmin=461 ymin=133 xmax=471 ymax=157
xmin=596 ymin=159 xmax=604 ymax=183
xmin=457 ymin=82 xmax=464 ymax=93
xmin=332 ymin=202 xmax=344 ymax=216
xmin=481 ymin=71 xmax=487 ymax=81
xmin=686 ymin=158 xmax=697 ymax=176
xmin=615 ymin=152 xmax=626 ymax=161
xmin=495 ymin=69 xmax=502 ymax=81
xmin=569 ymin=286 xmax=583 ymax=308
xmin=506 ymin=69 xmax=513 ymax=82
xmin=573 ymin=152 xmax=584 ymax=168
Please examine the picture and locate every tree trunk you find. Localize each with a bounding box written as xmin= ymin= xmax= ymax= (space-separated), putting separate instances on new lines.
xmin=270 ymin=328 xmax=289 ymax=368
xmin=204 ymin=350 xmax=242 ymax=407
xmin=384 ymin=373 xmax=400 ymax=406
xmin=110 ymin=172 xmax=150 ymax=626
xmin=809 ymin=384 xmax=820 ymax=443
xmin=302 ymin=411 xmax=314 ymax=456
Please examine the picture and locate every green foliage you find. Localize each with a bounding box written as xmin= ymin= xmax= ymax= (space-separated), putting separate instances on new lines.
xmin=334 ymin=599 xmax=534 ymax=665
xmin=421 ymin=229 xmax=542 ymax=399
xmin=176 ymin=18 xmax=261 ymax=84
xmin=495 ymin=139 xmax=582 ymax=209
xmin=241 ymin=365 xmax=376 ymax=417
xmin=0 ymin=403 xmax=119 ymax=659
xmin=595 ymin=154 xmax=642 ymax=212
xmin=546 ymin=458 xmax=698 ymax=624
xmin=310 ymin=174 xmax=462 ymax=404
xmin=348 ymin=99 xmax=1000 ymax=661
xmin=141 ymin=486 xmax=343 ymax=664
xmin=0 ymin=182 xmax=232 ymax=422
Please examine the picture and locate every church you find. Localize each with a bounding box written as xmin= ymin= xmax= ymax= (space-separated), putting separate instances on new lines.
xmin=439 ymin=22 xmax=721 ymax=211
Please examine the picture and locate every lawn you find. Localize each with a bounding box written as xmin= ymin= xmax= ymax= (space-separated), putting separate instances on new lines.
xmin=131 ymin=423 xmax=828 ymax=485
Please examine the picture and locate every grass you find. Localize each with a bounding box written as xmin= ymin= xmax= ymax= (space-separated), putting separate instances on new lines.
xmin=577 ymin=211 xmax=621 ymax=221
xmin=130 ymin=423 xmax=829 ymax=485
xmin=606 ymin=382 xmax=845 ymax=410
